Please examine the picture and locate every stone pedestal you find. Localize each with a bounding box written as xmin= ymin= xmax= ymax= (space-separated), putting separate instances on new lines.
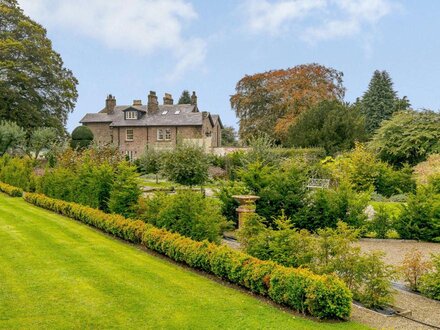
xmin=232 ymin=195 xmax=260 ymax=229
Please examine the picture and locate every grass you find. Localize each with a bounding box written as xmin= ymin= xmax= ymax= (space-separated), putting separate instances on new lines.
xmin=0 ymin=193 xmax=369 ymax=329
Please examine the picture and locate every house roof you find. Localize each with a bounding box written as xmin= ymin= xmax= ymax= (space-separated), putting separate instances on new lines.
xmin=80 ymin=104 xmax=217 ymax=127
xmin=211 ymin=115 xmax=224 ymax=129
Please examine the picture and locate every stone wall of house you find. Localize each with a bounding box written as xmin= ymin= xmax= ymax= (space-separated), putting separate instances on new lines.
xmin=83 ymin=122 xmax=216 ymax=159
xmin=84 ymin=123 xmax=113 ymax=145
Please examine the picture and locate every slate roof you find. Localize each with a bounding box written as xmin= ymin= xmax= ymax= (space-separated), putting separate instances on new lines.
xmin=80 ymin=104 xmax=216 ymax=127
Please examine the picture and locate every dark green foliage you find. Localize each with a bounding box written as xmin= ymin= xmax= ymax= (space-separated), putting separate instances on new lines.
xmin=162 ymin=143 xmax=209 ymax=187
xmin=370 ymin=110 xmax=440 ymax=166
xmin=0 ymin=0 xmax=78 ymax=133
xmin=37 ymin=167 xmax=77 ymax=201
xmin=0 ymin=121 xmax=25 ymax=155
xmin=419 ymin=254 xmax=440 ymax=301
xmin=368 ymin=206 xmax=393 ymax=239
xmin=237 ymin=160 xmax=307 ymax=225
xmin=70 ymin=126 xmax=94 ymax=150
xmin=359 ymin=70 xmax=410 ymax=134
xmin=140 ymin=190 xmax=229 ymax=243
xmin=178 ymin=90 xmax=191 ymax=104
xmin=395 ymin=187 xmax=440 ymax=242
xmin=286 ymin=101 xmax=367 ymax=155
xmin=294 ymin=182 xmax=369 ymax=231
xmin=24 ymin=192 xmax=352 ymax=319
xmin=108 ymin=162 xmax=140 ymax=218
xmin=375 ymin=164 xmax=416 ymax=197
xmin=221 ymin=126 xmax=238 ymax=146
xmin=216 ymin=180 xmax=251 ymax=225
xmin=137 ymin=148 xmax=163 ymax=182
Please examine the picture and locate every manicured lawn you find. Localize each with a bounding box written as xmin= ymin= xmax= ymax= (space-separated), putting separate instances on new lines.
xmin=0 ymin=194 xmax=369 ymax=329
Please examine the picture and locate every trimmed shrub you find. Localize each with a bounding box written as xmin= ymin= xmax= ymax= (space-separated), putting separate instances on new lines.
xmin=70 ymin=126 xmax=94 ymax=150
xmin=0 ymin=181 xmax=23 ymax=197
xmin=140 ymin=190 xmax=229 ymax=243
xmin=23 ymin=192 xmax=352 ymax=319
xmin=0 ymin=156 xmax=35 ymax=191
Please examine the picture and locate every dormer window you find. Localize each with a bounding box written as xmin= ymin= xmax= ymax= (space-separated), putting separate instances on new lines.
xmin=126 ymin=111 xmax=137 ymax=120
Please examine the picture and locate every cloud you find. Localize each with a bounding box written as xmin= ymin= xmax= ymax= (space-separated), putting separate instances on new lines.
xmin=242 ymin=0 xmax=399 ymax=42
xmin=18 ymin=0 xmax=206 ymax=79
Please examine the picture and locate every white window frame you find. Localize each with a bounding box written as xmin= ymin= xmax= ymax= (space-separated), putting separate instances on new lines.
xmin=126 ymin=111 xmax=137 ymax=120
xmin=126 ymin=129 xmax=134 ymax=141
xmin=157 ymin=128 xmax=172 ymax=141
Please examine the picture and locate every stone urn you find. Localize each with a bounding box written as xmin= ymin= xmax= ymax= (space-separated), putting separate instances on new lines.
xmin=232 ymin=195 xmax=260 ymax=229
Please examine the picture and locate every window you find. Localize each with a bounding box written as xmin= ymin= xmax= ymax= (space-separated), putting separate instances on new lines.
xmin=126 ymin=129 xmax=134 ymax=141
xmin=165 ymin=128 xmax=171 ymax=140
xmin=157 ymin=128 xmax=172 ymax=141
xmin=161 ymin=110 xmax=168 ymax=115
xmin=174 ymin=110 xmax=180 ymax=115
xmin=125 ymin=150 xmax=134 ymax=161
xmin=126 ymin=111 xmax=137 ymax=119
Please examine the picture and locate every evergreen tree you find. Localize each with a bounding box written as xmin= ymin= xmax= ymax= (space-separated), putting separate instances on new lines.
xmin=178 ymin=90 xmax=192 ymax=104
xmin=359 ymin=70 xmax=410 ymax=133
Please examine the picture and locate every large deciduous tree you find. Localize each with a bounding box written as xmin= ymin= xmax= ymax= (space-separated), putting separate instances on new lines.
xmin=369 ymin=110 xmax=440 ymax=166
xmin=0 ymin=0 xmax=78 ymax=133
xmin=358 ymin=70 xmax=410 ymax=134
xmin=230 ymin=64 xmax=345 ymax=143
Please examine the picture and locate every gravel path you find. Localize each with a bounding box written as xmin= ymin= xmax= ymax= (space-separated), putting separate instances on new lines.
xmin=356 ymin=239 xmax=440 ymax=267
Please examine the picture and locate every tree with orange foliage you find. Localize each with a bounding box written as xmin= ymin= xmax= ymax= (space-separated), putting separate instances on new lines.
xmin=230 ymin=64 xmax=345 ymax=143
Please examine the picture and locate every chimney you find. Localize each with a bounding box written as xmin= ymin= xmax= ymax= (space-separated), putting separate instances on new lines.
xmin=147 ymin=91 xmax=159 ymax=113
xmin=191 ymin=91 xmax=197 ymax=106
xmin=105 ymin=94 xmax=116 ymax=114
xmin=133 ymin=100 xmax=142 ymax=106
xmin=163 ymin=93 xmax=174 ymax=105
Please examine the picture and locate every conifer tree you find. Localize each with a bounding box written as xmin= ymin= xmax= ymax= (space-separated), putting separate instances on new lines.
xmin=359 ymin=70 xmax=410 ymax=133
xmin=178 ymin=90 xmax=192 ymax=104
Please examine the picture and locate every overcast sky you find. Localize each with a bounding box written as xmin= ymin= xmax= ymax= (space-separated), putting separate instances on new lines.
xmin=18 ymin=0 xmax=440 ymax=132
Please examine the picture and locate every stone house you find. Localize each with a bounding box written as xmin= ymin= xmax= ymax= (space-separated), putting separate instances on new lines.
xmin=80 ymin=91 xmax=223 ymax=159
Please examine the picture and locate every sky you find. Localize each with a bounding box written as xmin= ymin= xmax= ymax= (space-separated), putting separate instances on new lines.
xmin=17 ymin=0 xmax=440 ymax=133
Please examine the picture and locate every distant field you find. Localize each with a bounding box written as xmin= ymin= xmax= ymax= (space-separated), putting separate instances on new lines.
xmin=0 ymin=194 xmax=369 ymax=329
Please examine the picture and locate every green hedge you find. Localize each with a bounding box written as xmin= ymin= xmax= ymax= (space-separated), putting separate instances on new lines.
xmin=23 ymin=192 xmax=352 ymax=319
xmin=0 ymin=181 xmax=23 ymax=197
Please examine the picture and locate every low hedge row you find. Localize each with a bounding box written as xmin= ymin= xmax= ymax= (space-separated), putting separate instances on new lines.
xmin=23 ymin=192 xmax=352 ymax=319
xmin=0 ymin=181 xmax=23 ymax=197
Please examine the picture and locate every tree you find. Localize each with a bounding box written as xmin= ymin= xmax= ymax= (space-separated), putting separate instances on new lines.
xmin=230 ymin=64 xmax=345 ymax=143
xmin=108 ymin=162 xmax=141 ymax=218
xmin=369 ymin=110 xmax=440 ymax=166
xmin=0 ymin=120 xmax=25 ymax=155
xmin=221 ymin=126 xmax=238 ymax=146
xmin=358 ymin=70 xmax=410 ymax=134
xmin=286 ymin=100 xmax=367 ymax=154
xmin=26 ymin=127 xmax=57 ymax=159
xmin=162 ymin=143 xmax=209 ymax=187
xmin=0 ymin=0 xmax=78 ymax=133
xmin=70 ymin=126 xmax=94 ymax=150
xmin=178 ymin=90 xmax=191 ymax=104
xmin=138 ymin=148 xmax=163 ymax=183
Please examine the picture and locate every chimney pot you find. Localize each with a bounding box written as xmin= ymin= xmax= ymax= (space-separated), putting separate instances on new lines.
xmin=163 ymin=93 xmax=174 ymax=105
xmin=147 ymin=91 xmax=159 ymax=113
xmin=133 ymin=100 xmax=142 ymax=106
xmin=191 ymin=91 xmax=197 ymax=106
xmin=106 ymin=94 xmax=116 ymax=114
